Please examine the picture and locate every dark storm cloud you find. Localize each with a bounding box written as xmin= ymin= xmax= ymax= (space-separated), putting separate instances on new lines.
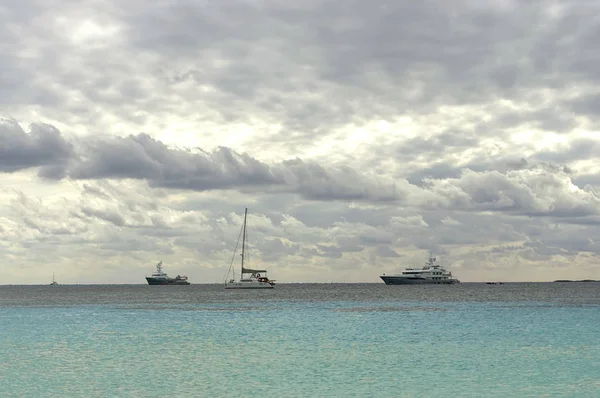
xmin=0 ymin=119 xmax=73 ymax=177
xmin=0 ymin=124 xmax=399 ymax=202
xmin=70 ymin=133 xmax=281 ymax=188
xmin=70 ymin=133 xmax=399 ymax=201
xmin=4 ymin=121 xmax=600 ymax=222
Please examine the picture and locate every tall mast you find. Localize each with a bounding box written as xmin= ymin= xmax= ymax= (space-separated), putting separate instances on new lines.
xmin=241 ymin=208 xmax=248 ymax=273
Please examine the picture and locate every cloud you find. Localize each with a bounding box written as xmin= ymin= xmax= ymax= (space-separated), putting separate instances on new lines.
xmin=3 ymin=1 xmax=600 ymax=143
xmin=4 ymin=118 xmax=600 ymax=223
xmin=2 ymin=0 xmax=600 ymax=283
xmin=71 ymin=133 xmax=280 ymax=189
xmin=420 ymin=168 xmax=600 ymax=218
xmin=2 ymin=122 xmax=401 ymax=202
xmin=0 ymin=119 xmax=73 ymax=178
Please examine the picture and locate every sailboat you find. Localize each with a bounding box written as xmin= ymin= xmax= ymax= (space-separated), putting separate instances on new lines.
xmin=224 ymin=208 xmax=275 ymax=289
xmin=50 ymin=273 xmax=58 ymax=285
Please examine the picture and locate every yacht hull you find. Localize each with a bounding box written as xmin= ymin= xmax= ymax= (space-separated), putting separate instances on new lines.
xmin=380 ymin=276 xmax=459 ymax=285
xmin=146 ymin=277 xmax=190 ymax=285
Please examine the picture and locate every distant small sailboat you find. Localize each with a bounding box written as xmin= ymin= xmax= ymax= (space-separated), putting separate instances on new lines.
xmin=50 ymin=273 xmax=58 ymax=285
xmin=224 ymin=208 xmax=275 ymax=289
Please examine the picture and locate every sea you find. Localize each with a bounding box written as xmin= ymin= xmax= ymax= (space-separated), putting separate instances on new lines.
xmin=1 ymin=283 xmax=599 ymax=397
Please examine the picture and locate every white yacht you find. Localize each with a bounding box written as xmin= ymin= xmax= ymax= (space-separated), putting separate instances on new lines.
xmin=380 ymin=254 xmax=459 ymax=285
xmin=225 ymin=208 xmax=275 ymax=289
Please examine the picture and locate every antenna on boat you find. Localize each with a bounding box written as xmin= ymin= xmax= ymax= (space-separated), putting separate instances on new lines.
xmin=426 ymin=251 xmax=436 ymax=268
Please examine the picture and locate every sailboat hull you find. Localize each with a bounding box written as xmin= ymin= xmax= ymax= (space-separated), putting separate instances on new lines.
xmin=224 ymin=280 xmax=274 ymax=289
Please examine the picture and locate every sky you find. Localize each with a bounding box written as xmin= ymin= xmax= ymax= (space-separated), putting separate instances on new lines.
xmin=2 ymin=0 xmax=600 ymax=284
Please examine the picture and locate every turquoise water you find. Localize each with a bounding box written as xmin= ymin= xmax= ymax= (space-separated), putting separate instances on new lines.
xmin=1 ymin=283 xmax=599 ymax=397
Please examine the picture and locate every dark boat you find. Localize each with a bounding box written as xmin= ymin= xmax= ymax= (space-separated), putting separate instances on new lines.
xmin=145 ymin=261 xmax=190 ymax=285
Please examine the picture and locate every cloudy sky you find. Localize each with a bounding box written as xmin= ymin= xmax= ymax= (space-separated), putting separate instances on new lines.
xmin=2 ymin=0 xmax=600 ymax=284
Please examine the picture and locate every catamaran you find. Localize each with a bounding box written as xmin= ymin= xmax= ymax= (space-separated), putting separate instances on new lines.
xmin=225 ymin=208 xmax=275 ymax=289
